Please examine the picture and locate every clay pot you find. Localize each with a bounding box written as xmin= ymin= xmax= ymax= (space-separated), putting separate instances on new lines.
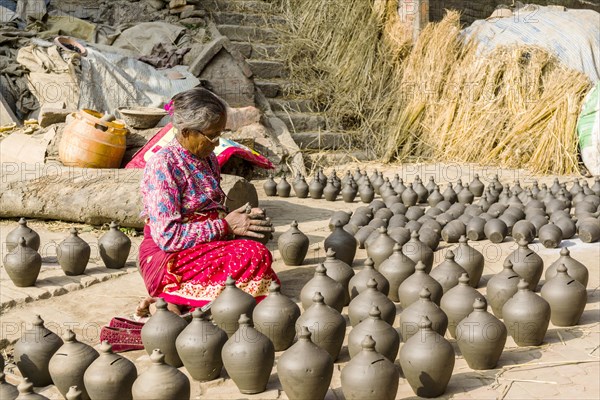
xmin=0 ymin=373 xmax=18 ymax=400
xmin=66 ymin=386 xmax=82 ymax=400
xmin=457 ymin=186 xmax=474 ymax=204
xmin=278 ymin=221 xmax=309 ymax=266
xmin=348 ymin=258 xmax=390 ymax=299
xmin=296 ymin=292 xmax=346 ymax=360
xmin=329 ymin=211 xmax=352 ymax=230
xmin=579 ymin=220 xmax=600 ymax=243
xmin=211 ymin=276 xmax=256 ymax=337
xmin=441 ymin=220 xmax=466 ymax=243
xmin=323 ymin=249 xmax=355 ymax=306
xmin=399 ymin=317 xmax=455 ymax=398
xmin=466 ymin=216 xmax=486 ymax=241
xmin=418 ymin=227 xmax=440 ymax=251
xmin=13 ymin=378 xmax=49 ymax=399
xmin=506 ymin=239 xmax=543 ymax=291
xmin=3 ymin=238 xmax=41 ymax=287
xmin=366 ymin=227 xmax=396 ymax=268
xmin=277 ymin=326 xmax=333 ymax=400
xmin=402 ymin=231 xmax=434 ymax=272
xmin=6 ymin=218 xmax=40 ymax=252
xmin=512 ymin=220 xmax=535 ymax=244
xmin=253 ymin=282 xmax=301 ymax=351
xmin=401 ymin=184 xmax=418 ymax=206
xmin=309 ymin=173 xmax=324 ymax=199
xmin=484 ymin=218 xmax=508 ymax=243
xmin=132 ymin=349 xmax=190 ymax=400
xmin=57 ymin=228 xmax=90 ymax=276
xmin=554 ymin=217 xmax=576 ymax=240
xmin=541 ymin=265 xmax=587 ymax=326
xmin=378 ymin=243 xmax=416 ymax=302
xmin=13 ymin=315 xmax=63 ymax=387
xmin=341 ymin=335 xmax=399 ymax=400
xmin=323 ymin=178 xmax=339 ymax=201
xmin=545 ymin=247 xmax=588 ymax=287
xmin=442 ymin=184 xmax=458 ymax=204
xmin=83 ymin=342 xmax=137 ymax=400
xmin=342 ymin=181 xmax=358 ymax=203
xmin=456 ymin=298 xmax=507 ymax=369
xmin=400 ymin=288 xmax=448 ymax=341
xmin=140 ymin=298 xmax=187 ymax=367
xmin=452 ymin=236 xmax=484 ymax=287
xmin=175 ymin=310 xmax=228 ymax=381
xmin=300 ymin=264 xmax=345 ymax=312
xmin=429 ymin=250 xmax=467 ymax=293
xmin=469 ymin=174 xmax=485 ymax=197
xmin=486 ymin=260 xmax=520 ymax=318
xmin=359 ymin=180 xmax=375 ymax=203
xmin=292 ymin=176 xmax=309 ymax=198
xmin=222 ymin=314 xmax=274 ymax=394
xmin=324 ymin=220 xmax=357 ymax=266
xmin=98 ymin=221 xmax=131 ymax=269
xmin=397 ymin=261 xmax=443 ymax=307
xmin=263 ymin=174 xmax=277 ymax=196
xmin=348 ymin=278 xmax=396 ymax=326
xmin=538 ymin=222 xmax=562 ymax=248
xmin=440 ymin=273 xmax=480 ymax=338
xmin=318 ymin=167 xmax=327 ymax=186
xmin=428 ymin=186 xmax=444 ymax=207
xmin=414 ymin=180 xmax=429 ymax=204
xmin=276 ymin=175 xmax=292 ymax=197
xmin=348 ymin=306 xmax=399 ymax=361
xmin=355 ymin=226 xmax=375 ymax=249
xmin=48 ymin=330 xmax=99 ymax=400
xmin=502 ymin=279 xmax=551 ymax=346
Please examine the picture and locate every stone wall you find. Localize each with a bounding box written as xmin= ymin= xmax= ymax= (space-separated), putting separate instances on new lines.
xmin=429 ymin=0 xmax=600 ymax=24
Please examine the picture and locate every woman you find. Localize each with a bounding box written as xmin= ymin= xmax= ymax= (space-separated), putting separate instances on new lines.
xmin=136 ymin=87 xmax=277 ymax=316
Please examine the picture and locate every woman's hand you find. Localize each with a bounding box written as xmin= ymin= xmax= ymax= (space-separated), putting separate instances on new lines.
xmin=225 ymin=204 xmax=273 ymax=238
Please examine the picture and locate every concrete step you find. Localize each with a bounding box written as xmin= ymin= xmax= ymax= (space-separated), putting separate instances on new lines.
xmin=202 ymin=0 xmax=279 ymax=14
xmin=273 ymin=111 xmax=327 ymax=132
xmin=305 ymin=150 xmax=373 ymax=168
xmin=269 ymin=98 xmax=317 ymax=113
xmin=248 ymin=59 xmax=288 ymax=79
xmin=211 ymin=11 xmax=286 ymax=26
xmin=291 ymin=131 xmax=351 ymax=150
xmin=217 ymin=24 xmax=279 ymax=44
xmin=229 ymin=42 xmax=280 ymax=59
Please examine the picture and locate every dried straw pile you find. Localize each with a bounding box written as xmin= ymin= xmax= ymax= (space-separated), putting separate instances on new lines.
xmin=279 ymin=1 xmax=592 ymax=175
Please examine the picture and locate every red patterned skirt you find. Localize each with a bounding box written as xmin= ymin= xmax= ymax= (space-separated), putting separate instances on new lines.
xmin=138 ymin=213 xmax=278 ymax=309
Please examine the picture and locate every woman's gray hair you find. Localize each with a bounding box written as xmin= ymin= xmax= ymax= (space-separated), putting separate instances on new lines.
xmin=170 ymin=87 xmax=227 ymax=134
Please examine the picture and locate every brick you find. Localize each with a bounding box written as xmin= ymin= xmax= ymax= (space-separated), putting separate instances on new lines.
xmin=180 ymin=8 xmax=205 ymax=19
xmin=38 ymin=106 xmax=73 ymax=128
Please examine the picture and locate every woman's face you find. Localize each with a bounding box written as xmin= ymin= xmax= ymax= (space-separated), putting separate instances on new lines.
xmin=179 ymin=116 xmax=227 ymax=158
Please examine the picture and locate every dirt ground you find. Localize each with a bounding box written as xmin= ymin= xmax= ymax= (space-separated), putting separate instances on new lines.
xmin=1 ymin=161 xmax=599 ymax=399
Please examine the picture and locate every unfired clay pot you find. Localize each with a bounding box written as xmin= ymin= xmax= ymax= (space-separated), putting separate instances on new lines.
xmin=378 ymin=243 xmax=416 ymax=302
xmin=452 ymin=236 xmax=484 ymax=287
xmin=211 ymin=276 xmax=256 ymax=337
xmin=293 ymin=176 xmax=309 ymax=198
xmin=341 ymin=335 xmax=399 ymax=400
xmin=469 ymin=175 xmax=485 ymax=197
xmin=402 ymin=231 xmax=434 ymax=272
xmin=277 ymin=175 xmax=292 ymax=197
xmin=399 ymin=317 xmax=455 ymax=398
xmin=300 ymin=264 xmax=345 ymax=312
xmin=539 ymin=222 xmax=563 ymax=248
xmin=98 ymin=221 xmax=131 ymax=269
xmin=253 ymin=282 xmax=301 ymax=351
xmin=263 ymin=173 xmax=277 ymax=196
xmin=399 ymin=288 xmax=448 ymax=341
xmin=6 ymin=218 xmax=40 ymax=252
xmin=429 ymin=250 xmax=467 ymax=293
xmin=309 ymin=174 xmax=324 ymax=199
xmin=348 ymin=278 xmax=396 ymax=326
xmin=222 ymin=314 xmax=275 ymax=394
xmin=502 ymin=279 xmax=550 ymax=346
xmin=57 ymin=228 xmax=91 ymax=276
xmin=541 ymin=265 xmax=587 ymax=326
xmin=324 ymin=220 xmax=357 ymax=266
xmin=83 ymin=341 xmax=137 ymax=400
xmin=3 ymin=238 xmax=42 ymax=287
xmin=366 ymin=227 xmax=396 ymax=268
xmin=348 ymin=258 xmax=389 ymax=300
xmin=175 ymin=310 xmax=228 ymax=381
xmin=140 ymin=298 xmax=188 ymax=367
xmin=506 ymin=239 xmax=543 ymax=291
xmin=277 ymin=326 xmax=334 ymax=400
xmin=131 ymin=349 xmax=190 ymax=400
xmin=512 ymin=220 xmax=535 ymax=244
xmin=278 ymin=221 xmax=309 ymax=266
xmin=484 ymin=218 xmax=508 ymax=243
xmin=347 ymin=306 xmax=399 ymax=361
xmin=486 ymin=260 xmax=520 ymax=318
xmin=397 ymin=261 xmax=443 ymax=307
xmin=323 ymin=249 xmax=355 ymax=306
xmin=545 ymin=247 xmax=588 ymax=287
xmin=440 ymin=273 xmax=481 ymax=338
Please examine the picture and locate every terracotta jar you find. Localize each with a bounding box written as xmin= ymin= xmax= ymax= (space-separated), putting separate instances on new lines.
xmin=141 ymin=298 xmax=188 ymax=367
xmin=486 ymin=260 xmax=520 ymax=318
xmin=452 ymin=236 xmax=484 ymax=287
xmin=48 ymin=330 xmax=99 ymax=400
xmin=132 ymin=349 xmax=190 ymax=400
xmin=14 ymin=315 xmax=63 ymax=387
xmin=278 ymin=221 xmax=309 ymax=266
xmin=323 ymin=249 xmax=355 ymax=306
xmin=300 ymin=264 xmax=345 ymax=312
xmin=502 ymin=279 xmax=550 ymax=346
xmin=296 ymin=292 xmax=346 ymax=360
xmin=3 ymin=238 xmax=42 ymax=287
xmin=277 ymin=175 xmax=292 ymax=197
xmin=378 ymin=243 xmax=416 ymax=302
xmin=348 ymin=258 xmax=390 ymax=300
xmin=366 ymin=227 xmax=396 ymax=268
xmin=6 ymin=218 xmax=40 ymax=252
xmin=57 ymin=228 xmax=91 ymax=276
xmin=397 ymin=261 xmax=443 ymax=307
xmin=253 ymin=283 xmax=301 ymax=351
xmin=211 ymin=276 xmax=256 ymax=337
xmin=222 ymin=314 xmax=275 ymax=394
xmin=14 ymin=378 xmax=49 ymax=399
xmin=324 ymin=220 xmax=357 ymax=266
xmin=429 ymin=250 xmax=467 ymax=293
xmin=506 ymin=239 xmax=543 ymax=291
xmin=402 ymin=231 xmax=434 ymax=272
xmin=399 ymin=317 xmax=455 ymax=398
xmin=83 ymin=341 xmax=137 ymax=400
xmin=0 ymin=373 xmax=18 ymax=400
xmin=541 ymin=265 xmax=587 ymax=326
xmin=277 ymin=326 xmax=334 ymax=400
xmin=545 ymin=247 xmax=588 ymax=287
xmin=440 ymin=273 xmax=481 ymax=338
xmin=175 ymin=310 xmax=228 ymax=381
xmin=348 ymin=279 xmax=396 ymax=327
xmin=341 ymin=336 xmax=399 ymax=400
xmin=456 ymin=298 xmax=507 ymax=370
xmin=400 ymin=288 xmax=448 ymax=341
xmin=98 ymin=221 xmax=131 ymax=269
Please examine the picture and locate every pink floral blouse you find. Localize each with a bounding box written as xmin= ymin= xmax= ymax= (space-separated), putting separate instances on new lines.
xmin=140 ymin=138 xmax=229 ymax=252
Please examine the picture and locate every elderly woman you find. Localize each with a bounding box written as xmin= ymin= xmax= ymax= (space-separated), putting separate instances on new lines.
xmin=136 ymin=87 xmax=277 ymax=316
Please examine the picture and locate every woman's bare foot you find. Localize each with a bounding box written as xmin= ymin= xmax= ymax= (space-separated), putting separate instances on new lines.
xmin=136 ymin=297 xmax=182 ymax=317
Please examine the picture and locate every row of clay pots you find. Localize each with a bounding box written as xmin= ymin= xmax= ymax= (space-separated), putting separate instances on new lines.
xmin=2 ymin=219 xmax=132 ymax=287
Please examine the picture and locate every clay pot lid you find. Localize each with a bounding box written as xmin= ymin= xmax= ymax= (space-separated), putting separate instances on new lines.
xmin=18 ymin=217 xmax=28 ymax=226
xmin=556 ymin=264 xmax=569 ymax=275
xmin=415 ymin=261 xmax=426 ymax=272
xmin=54 ymin=36 xmax=87 ymax=56
xmin=69 ymin=227 xmax=79 ymax=236
xmin=560 ymin=247 xmax=571 ymax=256
xmin=32 ymin=314 xmax=44 ymax=326
xmin=445 ymin=250 xmax=455 ymax=260
xmin=237 ymin=313 xmax=251 ymax=326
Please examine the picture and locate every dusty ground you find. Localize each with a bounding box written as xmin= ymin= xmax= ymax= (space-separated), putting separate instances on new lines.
xmin=1 ymin=161 xmax=599 ymax=399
